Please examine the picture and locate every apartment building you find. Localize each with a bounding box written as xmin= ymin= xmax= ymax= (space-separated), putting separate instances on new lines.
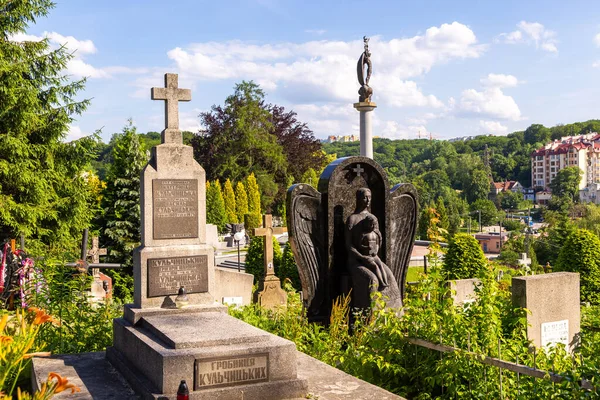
xmin=531 ymin=133 xmax=600 ymax=190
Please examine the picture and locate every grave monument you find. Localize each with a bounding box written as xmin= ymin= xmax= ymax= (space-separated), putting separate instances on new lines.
xmin=106 ymin=73 xmax=308 ymax=399
xmin=287 ymin=157 xmax=418 ymax=323
xmin=254 ymin=214 xmax=288 ymax=310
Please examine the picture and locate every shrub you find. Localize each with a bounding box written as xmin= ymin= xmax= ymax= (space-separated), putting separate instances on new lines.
xmin=244 ymin=236 xmax=282 ymax=283
xmin=556 ymin=229 xmax=600 ymax=304
xmin=244 ymin=213 xmax=263 ymax=235
xmin=497 ymin=249 xmax=520 ymax=267
xmin=502 ymin=219 xmax=523 ymax=232
xmin=278 ymin=245 xmax=301 ymax=290
xmin=443 ymin=233 xmax=488 ymax=279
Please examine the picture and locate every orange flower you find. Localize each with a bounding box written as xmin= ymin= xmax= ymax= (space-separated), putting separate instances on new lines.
xmin=0 ymin=335 xmax=12 ymax=344
xmin=48 ymin=372 xmax=81 ymax=394
xmin=28 ymin=307 xmax=57 ymax=325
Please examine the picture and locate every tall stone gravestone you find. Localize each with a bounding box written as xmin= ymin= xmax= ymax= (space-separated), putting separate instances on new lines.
xmin=512 ymin=272 xmax=580 ymax=351
xmin=107 ymin=73 xmax=307 ymax=399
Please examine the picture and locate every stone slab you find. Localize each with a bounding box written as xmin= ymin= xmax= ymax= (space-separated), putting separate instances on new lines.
xmin=33 ymin=351 xmax=403 ymax=399
xmin=512 ymin=272 xmax=580 ymax=350
xmin=141 ymin=312 xmax=271 ymax=349
xmin=123 ymin=303 xmax=227 ymax=325
xmin=134 ymin=244 xmax=215 ymax=308
xmin=446 ymin=278 xmax=480 ymax=306
xmin=111 ymin=312 xmax=301 ymax=394
xmin=213 ymin=267 xmax=254 ymax=306
xmin=141 ymin=144 xmax=207 ymax=247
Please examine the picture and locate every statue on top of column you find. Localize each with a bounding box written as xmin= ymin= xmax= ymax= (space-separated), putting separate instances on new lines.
xmin=357 ymin=36 xmax=373 ymax=103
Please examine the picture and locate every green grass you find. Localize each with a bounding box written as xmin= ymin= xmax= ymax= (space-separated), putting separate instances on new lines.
xmin=406 ymin=266 xmax=425 ymax=282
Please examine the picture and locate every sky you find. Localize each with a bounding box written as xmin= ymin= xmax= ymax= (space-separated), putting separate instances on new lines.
xmin=11 ymin=0 xmax=600 ymax=142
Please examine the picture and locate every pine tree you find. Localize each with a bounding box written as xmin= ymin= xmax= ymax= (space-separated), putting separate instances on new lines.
xmin=0 ymin=1 xmax=98 ymax=252
xmin=100 ymin=122 xmax=147 ymax=268
xmin=235 ymin=181 xmax=249 ymax=223
xmin=206 ymin=180 xmax=227 ymax=232
xmin=223 ymin=178 xmax=237 ymax=223
xmin=300 ymin=168 xmax=318 ymax=186
xmin=246 ymin=173 xmax=261 ymax=215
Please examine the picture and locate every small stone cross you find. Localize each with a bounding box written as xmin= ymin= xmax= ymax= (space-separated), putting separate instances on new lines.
xmin=353 ymin=164 xmax=365 ymax=177
xmin=87 ymin=236 xmax=107 ymax=276
xmin=254 ymin=215 xmax=287 ymax=277
xmin=151 ymin=73 xmax=191 ymax=143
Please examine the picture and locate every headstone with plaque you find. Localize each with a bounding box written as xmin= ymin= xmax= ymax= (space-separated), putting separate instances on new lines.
xmin=512 ymin=272 xmax=580 ymax=352
xmin=107 ymin=73 xmax=307 ymax=399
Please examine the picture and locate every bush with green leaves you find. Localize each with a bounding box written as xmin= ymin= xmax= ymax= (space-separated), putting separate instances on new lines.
xmin=244 ymin=236 xmax=282 ymax=283
xmin=244 ymin=213 xmax=262 ymax=234
xmin=278 ymin=245 xmax=301 ymax=290
xmin=443 ymin=233 xmax=488 ymax=279
xmin=556 ymin=229 xmax=600 ymax=305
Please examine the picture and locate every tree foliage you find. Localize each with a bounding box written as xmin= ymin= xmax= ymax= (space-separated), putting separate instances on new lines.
xmin=556 ymin=229 xmax=600 ymax=304
xmin=550 ymin=166 xmax=583 ymax=200
xmin=235 ymin=181 xmax=249 ymax=223
xmin=206 ymin=180 xmax=227 ymax=232
xmin=0 ymin=0 xmax=97 ymax=252
xmin=443 ymin=233 xmax=488 ymax=279
xmin=223 ymin=178 xmax=237 ymax=223
xmin=99 ymin=122 xmax=146 ymax=268
xmin=246 ymin=173 xmax=261 ymax=215
xmin=191 ymin=81 xmax=323 ymax=211
xmin=470 ymin=199 xmax=498 ymax=226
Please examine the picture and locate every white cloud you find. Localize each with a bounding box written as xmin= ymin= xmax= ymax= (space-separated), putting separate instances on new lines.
xmin=378 ymin=120 xmax=427 ymax=140
xmin=497 ymin=21 xmax=558 ymax=53
xmin=65 ymin=125 xmax=86 ymax=142
xmin=479 ymin=120 xmax=508 ymax=134
xmin=480 ymin=73 xmax=519 ymax=88
xmin=164 ymin=22 xmax=485 ymax=106
xmin=375 ymin=77 xmax=443 ymax=108
xmin=458 ymin=87 xmax=521 ymax=121
xmin=593 ymin=60 xmax=600 ymax=68
xmin=9 ymin=31 xmax=142 ymax=79
xmin=595 ymin=33 xmax=600 ymax=47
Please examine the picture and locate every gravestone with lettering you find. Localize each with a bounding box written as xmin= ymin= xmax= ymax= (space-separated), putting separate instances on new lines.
xmin=107 ymin=73 xmax=307 ymax=399
xmin=512 ymin=272 xmax=580 ymax=351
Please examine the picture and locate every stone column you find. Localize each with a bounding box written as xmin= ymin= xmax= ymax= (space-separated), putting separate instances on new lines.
xmin=353 ymin=101 xmax=377 ymax=159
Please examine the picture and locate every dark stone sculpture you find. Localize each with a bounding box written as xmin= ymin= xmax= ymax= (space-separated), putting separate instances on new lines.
xmin=287 ymin=157 xmax=418 ymax=323
xmin=357 ymin=36 xmax=373 ymax=102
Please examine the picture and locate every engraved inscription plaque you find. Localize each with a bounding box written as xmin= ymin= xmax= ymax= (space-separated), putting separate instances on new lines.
xmin=147 ymin=255 xmax=208 ymax=297
xmin=195 ymin=354 xmax=269 ymax=390
xmin=153 ymin=179 xmax=199 ymax=239
xmin=541 ymin=319 xmax=569 ymax=348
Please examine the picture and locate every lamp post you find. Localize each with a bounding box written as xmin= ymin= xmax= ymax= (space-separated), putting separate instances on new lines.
xmin=477 ymin=210 xmax=482 ymax=232
xmin=234 ymin=232 xmax=245 ymax=272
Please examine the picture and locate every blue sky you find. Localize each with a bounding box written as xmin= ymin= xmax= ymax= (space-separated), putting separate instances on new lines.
xmin=11 ymin=0 xmax=600 ymax=141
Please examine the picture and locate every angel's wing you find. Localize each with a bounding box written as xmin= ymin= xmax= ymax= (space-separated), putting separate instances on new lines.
xmin=387 ymin=183 xmax=418 ymax=299
xmin=287 ymin=183 xmax=325 ymax=315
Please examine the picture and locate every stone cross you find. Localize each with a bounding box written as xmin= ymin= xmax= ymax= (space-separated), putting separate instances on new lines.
xmin=151 ymin=73 xmax=191 ymax=144
xmin=254 ymin=215 xmax=288 ymax=310
xmin=87 ymin=236 xmax=107 ymax=276
xmin=254 ymin=215 xmax=286 ymax=277
xmin=353 ymin=164 xmax=364 ymax=177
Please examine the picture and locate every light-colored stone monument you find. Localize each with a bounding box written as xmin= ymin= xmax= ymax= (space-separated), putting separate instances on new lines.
xmin=254 ymin=215 xmax=287 ymax=310
xmin=107 ymin=73 xmax=308 ymax=399
xmin=512 ymin=272 xmax=580 ymax=351
xmin=354 ymin=36 xmax=376 ymax=159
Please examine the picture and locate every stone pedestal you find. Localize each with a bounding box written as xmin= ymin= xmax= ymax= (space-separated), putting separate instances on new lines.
xmin=512 ymin=272 xmax=580 ymax=351
xmin=353 ymin=101 xmax=377 ymax=159
xmin=108 ymin=308 xmax=307 ymax=399
xmin=258 ymin=275 xmax=287 ymax=311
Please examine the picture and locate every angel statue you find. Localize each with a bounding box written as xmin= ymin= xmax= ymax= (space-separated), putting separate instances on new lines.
xmin=357 ymin=36 xmax=373 ymax=102
xmin=287 ymin=157 xmax=417 ymax=323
